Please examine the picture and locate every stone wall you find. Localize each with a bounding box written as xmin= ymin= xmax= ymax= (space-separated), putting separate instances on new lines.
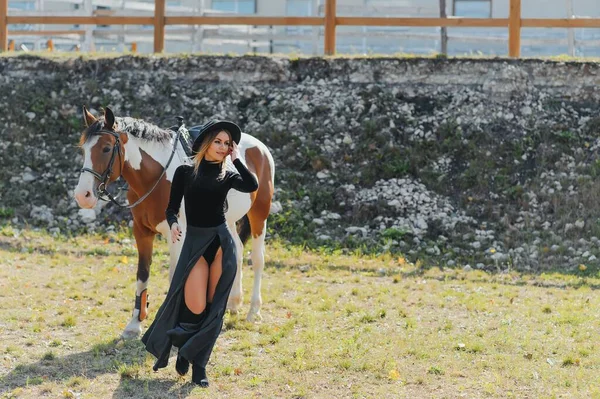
xmin=2 ymin=54 xmax=600 ymax=271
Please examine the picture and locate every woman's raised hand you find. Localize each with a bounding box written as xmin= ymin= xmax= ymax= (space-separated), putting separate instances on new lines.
xmin=229 ymin=142 xmax=239 ymax=162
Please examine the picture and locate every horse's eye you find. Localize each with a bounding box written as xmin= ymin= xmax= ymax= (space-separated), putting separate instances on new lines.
xmin=103 ymin=147 xmax=111 ymax=153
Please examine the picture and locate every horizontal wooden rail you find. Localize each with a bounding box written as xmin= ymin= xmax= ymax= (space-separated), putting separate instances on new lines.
xmin=8 ymin=29 xmax=85 ymax=36
xmin=8 ymin=15 xmax=515 ymax=28
xmin=521 ymin=18 xmax=600 ymax=28
xmin=335 ymin=17 xmax=509 ymax=28
xmin=7 ymin=16 xmax=154 ymax=25
xmin=165 ymin=16 xmax=324 ymax=26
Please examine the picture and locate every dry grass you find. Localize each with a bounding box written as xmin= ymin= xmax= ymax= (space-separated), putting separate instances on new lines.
xmin=1 ymin=226 xmax=600 ymax=398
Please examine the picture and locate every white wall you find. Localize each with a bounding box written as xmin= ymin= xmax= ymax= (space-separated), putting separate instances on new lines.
xmin=494 ymin=0 xmax=600 ymax=18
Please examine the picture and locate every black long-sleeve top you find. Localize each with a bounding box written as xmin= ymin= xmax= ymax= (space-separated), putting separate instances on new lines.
xmin=166 ymin=158 xmax=258 ymax=228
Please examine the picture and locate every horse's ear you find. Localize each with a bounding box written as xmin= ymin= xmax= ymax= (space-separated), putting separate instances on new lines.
xmin=104 ymin=107 xmax=116 ymax=130
xmin=82 ymin=105 xmax=96 ymax=127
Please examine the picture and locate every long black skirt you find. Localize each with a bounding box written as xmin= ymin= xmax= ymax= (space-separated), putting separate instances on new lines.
xmin=141 ymin=223 xmax=238 ymax=371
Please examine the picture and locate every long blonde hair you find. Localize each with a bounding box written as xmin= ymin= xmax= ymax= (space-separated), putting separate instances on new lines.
xmin=192 ymin=129 xmax=231 ymax=179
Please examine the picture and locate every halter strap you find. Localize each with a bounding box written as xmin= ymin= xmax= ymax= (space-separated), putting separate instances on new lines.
xmin=80 ymin=129 xmax=123 ymax=200
xmin=80 ymin=127 xmax=185 ymax=209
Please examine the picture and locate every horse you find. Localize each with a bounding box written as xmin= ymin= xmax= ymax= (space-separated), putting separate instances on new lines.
xmin=73 ymin=106 xmax=275 ymax=339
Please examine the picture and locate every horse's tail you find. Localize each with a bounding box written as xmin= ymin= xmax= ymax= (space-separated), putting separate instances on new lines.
xmin=236 ymin=214 xmax=252 ymax=246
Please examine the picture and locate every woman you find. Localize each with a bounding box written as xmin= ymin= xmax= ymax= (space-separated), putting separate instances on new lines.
xmin=142 ymin=120 xmax=258 ymax=387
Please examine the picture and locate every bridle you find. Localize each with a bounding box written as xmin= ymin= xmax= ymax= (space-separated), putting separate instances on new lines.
xmin=80 ymin=125 xmax=184 ymax=209
xmin=80 ymin=128 xmax=124 ymax=204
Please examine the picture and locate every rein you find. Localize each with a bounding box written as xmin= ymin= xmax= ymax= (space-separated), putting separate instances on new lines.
xmin=81 ymin=126 xmax=184 ymax=209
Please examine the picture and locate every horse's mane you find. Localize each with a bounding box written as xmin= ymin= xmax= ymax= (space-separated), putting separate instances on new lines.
xmin=80 ymin=116 xmax=172 ymax=145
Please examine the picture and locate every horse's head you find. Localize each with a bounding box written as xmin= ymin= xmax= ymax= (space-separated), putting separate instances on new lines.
xmin=74 ymin=106 xmax=129 ymax=209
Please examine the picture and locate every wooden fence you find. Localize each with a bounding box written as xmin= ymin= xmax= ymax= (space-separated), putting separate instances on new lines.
xmin=2 ymin=0 xmax=600 ymax=57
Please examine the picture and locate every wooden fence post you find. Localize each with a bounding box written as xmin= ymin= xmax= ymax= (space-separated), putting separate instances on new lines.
xmin=0 ymin=0 xmax=7 ymax=52
xmin=8 ymin=39 xmax=14 ymax=51
xmin=324 ymin=0 xmax=336 ymax=55
xmin=154 ymin=0 xmax=165 ymax=53
xmin=508 ymin=0 xmax=521 ymax=57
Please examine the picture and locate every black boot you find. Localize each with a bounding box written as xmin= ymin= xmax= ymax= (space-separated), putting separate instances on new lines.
xmin=188 ymin=303 xmax=214 ymax=387
xmin=175 ymin=352 xmax=189 ymax=376
xmin=192 ymin=364 xmax=209 ymax=387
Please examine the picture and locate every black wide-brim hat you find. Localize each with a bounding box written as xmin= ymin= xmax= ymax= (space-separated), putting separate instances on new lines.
xmin=191 ymin=120 xmax=241 ymax=154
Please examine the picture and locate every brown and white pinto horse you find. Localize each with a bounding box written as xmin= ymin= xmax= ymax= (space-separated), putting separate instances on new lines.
xmin=74 ymin=107 xmax=274 ymax=339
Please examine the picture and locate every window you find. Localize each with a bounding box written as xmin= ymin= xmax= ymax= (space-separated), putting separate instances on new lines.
xmin=73 ymin=4 xmax=80 ymax=28
xmin=287 ymin=0 xmax=311 ymax=16
xmin=453 ymin=0 xmax=492 ymax=18
xmin=8 ymin=1 xmax=35 ymax=30
xmin=8 ymin=1 xmax=35 ymax=10
xmin=96 ymin=5 xmax=111 ymax=29
xmin=211 ymin=0 xmax=255 ymax=14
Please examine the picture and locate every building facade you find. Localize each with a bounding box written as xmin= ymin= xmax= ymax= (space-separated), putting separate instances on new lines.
xmin=7 ymin=0 xmax=600 ymax=57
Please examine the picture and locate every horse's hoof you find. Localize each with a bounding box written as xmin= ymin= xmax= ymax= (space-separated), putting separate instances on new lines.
xmin=227 ymin=307 xmax=239 ymax=315
xmin=227 ymin=297 xmax=242 ymax=314
xmin=246 ymin=311 xmax=262 ymax=322
xmin=121 ymin=328 xmax=141 ymax=340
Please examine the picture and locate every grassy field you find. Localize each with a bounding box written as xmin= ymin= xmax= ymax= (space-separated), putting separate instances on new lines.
xmin=1 ymin=226 xmax=600 ymax=399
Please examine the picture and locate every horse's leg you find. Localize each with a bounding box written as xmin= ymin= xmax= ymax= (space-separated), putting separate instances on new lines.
xmin=226 ymin=220 xmax=244 ymax=314
xmin=242 ymin=176 xmax=272 ymax=321
xmin=122 ymin=223 xmax=155 ymax=339
xmin=167 ymin=222 xmax=185 ymax=284
xmin=247 ymin=220 xmax=266 ymax=322
xmin=165 ymin=200 xmax=186 ymax=283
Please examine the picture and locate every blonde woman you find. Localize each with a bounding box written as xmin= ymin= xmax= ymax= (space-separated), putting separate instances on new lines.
xmin=142 ymin=120 xmax=258 ymax=387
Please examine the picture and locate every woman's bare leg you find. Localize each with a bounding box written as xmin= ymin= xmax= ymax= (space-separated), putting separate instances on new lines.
xmin=207 ymin=248 xmax=223 ymax=303
xmin=184 ymin=256 xmax=209 ymax=314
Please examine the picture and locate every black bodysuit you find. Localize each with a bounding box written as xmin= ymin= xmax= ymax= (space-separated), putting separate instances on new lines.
xmin=166 ymin=158 xmax=258 ymax=263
